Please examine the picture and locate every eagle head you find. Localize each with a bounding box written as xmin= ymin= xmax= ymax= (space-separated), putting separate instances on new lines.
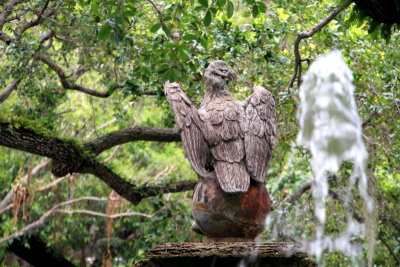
xmin=204 ymin=60 xmax=236 ymax=91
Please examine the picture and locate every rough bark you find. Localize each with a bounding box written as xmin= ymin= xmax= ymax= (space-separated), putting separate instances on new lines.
xmin=7 ymin=235 xmax=76 ymax=267
xmin=0 ymin=123 xmax=84 ymax=176
xmin=0 ymin=122 xmax=192 ymax=206
xmin=135 ymin=242 xmax=317 ymax=267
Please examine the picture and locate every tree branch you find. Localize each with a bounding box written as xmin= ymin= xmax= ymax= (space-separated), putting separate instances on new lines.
xmin=34 ymin=176 xmax=68 ymax=192
xmin=0 ymin=31 xmax=13 ymax=44
xmin=82 ymin=161 xmax=143 ymax=205
xmin=7 ymin=234 xmax=76 ymax=267
xmin=3 ymin=9 xmax=28 ymax=23
xmin=136 ymin=180 xmax=197 ymax=199
xmin=55 ymin=207 xmax=166 ymax=219
xmin=16 ymin=0 xmax=50 ymax=36
xmin=0 ymin=0 xmax=28 ymax=26
xmin=0 ymin=159 xmax=49 ymax=210
xmin=286 ymin=181 xmax=312 ymax=203
xmin=34 ymin=54 xmax=111 ymax=98
xmin=146 ymin=0 xmax=162 ymax=15
xmin=85 ymin=126 xmax=180 ymax=155
xmin=0 ymin=196 xmax=107 ymax=244
xmin=0 ymin=203 xmax=13 ymax=216
xmin=0 ymin=122 xmax=85 ymax=176
xmin=0 ymin=123 xmax=193 ymax=207
xmin=0 ymin=79 xmax=18 ymax=103
xmin=378 ymin=231 xmax=400 ymax=265
xmin=288 ymin=2 xmax=352 ymax=88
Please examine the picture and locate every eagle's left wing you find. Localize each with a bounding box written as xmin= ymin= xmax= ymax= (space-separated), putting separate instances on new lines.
xmin=242 ymin=86 xmax=276 ymax=183
xmin=164 ymin=82 xmax=213 ymax=179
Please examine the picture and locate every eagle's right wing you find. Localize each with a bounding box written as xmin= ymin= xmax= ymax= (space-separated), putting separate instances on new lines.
xmin=242 ymin=86 xmax=276 ymax=183
xmin=164 ymin=82 xmax=212 ymax=179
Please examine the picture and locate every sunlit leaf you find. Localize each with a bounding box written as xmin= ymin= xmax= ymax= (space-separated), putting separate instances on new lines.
xmin=217 ymin=0 xmax=226 ymax=8
xmin=150 ymin=23 xmax=162 ymax=33
xmin=98 ymin=23 xmax=111 ymax=40
xmin=182 ymin=34 xmax=197 ymax=41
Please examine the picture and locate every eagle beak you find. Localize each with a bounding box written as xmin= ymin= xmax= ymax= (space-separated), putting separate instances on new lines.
xmin=227 ymin=68 xmax=237 ymax=81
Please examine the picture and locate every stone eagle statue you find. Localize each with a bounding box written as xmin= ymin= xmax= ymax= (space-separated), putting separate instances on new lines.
xmin=164 ymin=60 xmax=276 ymax=193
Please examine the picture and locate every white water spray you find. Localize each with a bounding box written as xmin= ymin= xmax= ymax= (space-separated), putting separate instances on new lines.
xmin=296 ymin=50 xmax=374 ymax=262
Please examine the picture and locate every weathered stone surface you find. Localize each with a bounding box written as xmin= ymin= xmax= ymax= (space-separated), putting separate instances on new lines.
xmin=134 ymin=242 xmax=317 ymax=267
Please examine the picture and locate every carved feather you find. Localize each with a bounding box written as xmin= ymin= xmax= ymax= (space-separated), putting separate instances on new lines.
xmin=164 ymin=82 xmax=213 ymax=179
xmin=242 ymin=86 xmax=276 ymax=183
xmin=215 ymin=161 xmax=249 ymax=192
xmin=165 ymin=61 xmax=276 ymax=194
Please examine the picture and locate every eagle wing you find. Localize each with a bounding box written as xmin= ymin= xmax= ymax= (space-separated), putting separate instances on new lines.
xmin=199 ymin=95 xmax=250 ymax=193
xmin=242 ymin=86 xmax=276 ymax=183
xmin=164 ymin=82 xmax=213 ymax=179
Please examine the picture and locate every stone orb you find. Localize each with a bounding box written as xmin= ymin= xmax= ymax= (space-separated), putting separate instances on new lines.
xmin=192 ymin=178 xmax=271 ymax=240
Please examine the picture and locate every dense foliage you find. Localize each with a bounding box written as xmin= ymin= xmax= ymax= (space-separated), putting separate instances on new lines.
xmin=0 ymin=0 xmax=398 ymax=266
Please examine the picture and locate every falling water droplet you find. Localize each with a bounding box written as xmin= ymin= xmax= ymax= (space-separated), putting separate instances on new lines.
xmin=296 ymin=50 xmax=375 ymax=264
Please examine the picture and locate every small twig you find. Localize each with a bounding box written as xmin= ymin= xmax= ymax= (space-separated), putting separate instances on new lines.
xmin=0 ymin=203 xmax=13 ymax=216
xmin=328 ymin=189 xmax=364 ymax=223
xmin=0 ymin=0 xmax=28 ymax=26
xmin=378 ymin=231 xmax=400 ymax=265
xmin=0 ymin=159 xmax=49 ymax=210
xmin=0 ymin=196 xmax=107 ymax=244
xmin=286 ymin=181 xmax=312 ymax=203
xmin=34 ymin=176 xmax=68 ymax=192
xmin=102 ymin=145 xmax=120 ymax=163
xmin=288 ymin=2 xmax=351 ymax=88
xmin=17 ymin=0 xmax=50 ymax=36
xmin=55 ymin=207 xmax=166 ymax=219
xmin=39 ymin=30 xmax=55 ymax=44
xmin=3 ymin=9 xmax=28 ymax=23
xmin=146 ymin=0 xmax=163 ymax=15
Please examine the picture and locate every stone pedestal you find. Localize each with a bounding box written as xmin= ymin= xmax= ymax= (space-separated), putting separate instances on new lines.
xmin=134 ymin=242 xmax=317 ymax=267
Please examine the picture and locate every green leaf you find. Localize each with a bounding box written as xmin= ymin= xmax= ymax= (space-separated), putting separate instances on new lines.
xmin=252 ymin=4 xmax=259 ymax=18
xmin=111 ymin=26 xmax=124 ymax=44
xmin=257 ymin=1 xmax=267 ymax=13
xmin=198 ymin=0 xmax=208 ymax=8
xmin=199 ymin=37 xmax=208 ymax=49
xmin=182 ymin=34 xmax=197 ymax=41
xmin=217 ymin=0 xmax=226 ymax=8
xmin=203 ymin=10 xmax=212 ymax=26
xmin=178 ymin=45 xmax=191 ymax=61
xmin=172 ymin=68 xmax=182 ymax=79
xmin=227 ymin=1 xmax=234 ymax=18
xmin=161 ymin=24 xmax=171 ymax=36
xmin=98 ymin=23 xmax=111 ymax=40
xmin=150 ymin=23 xmax=162 ymax=33
xmin=188 ymin=63 xmax=197 ymax=72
